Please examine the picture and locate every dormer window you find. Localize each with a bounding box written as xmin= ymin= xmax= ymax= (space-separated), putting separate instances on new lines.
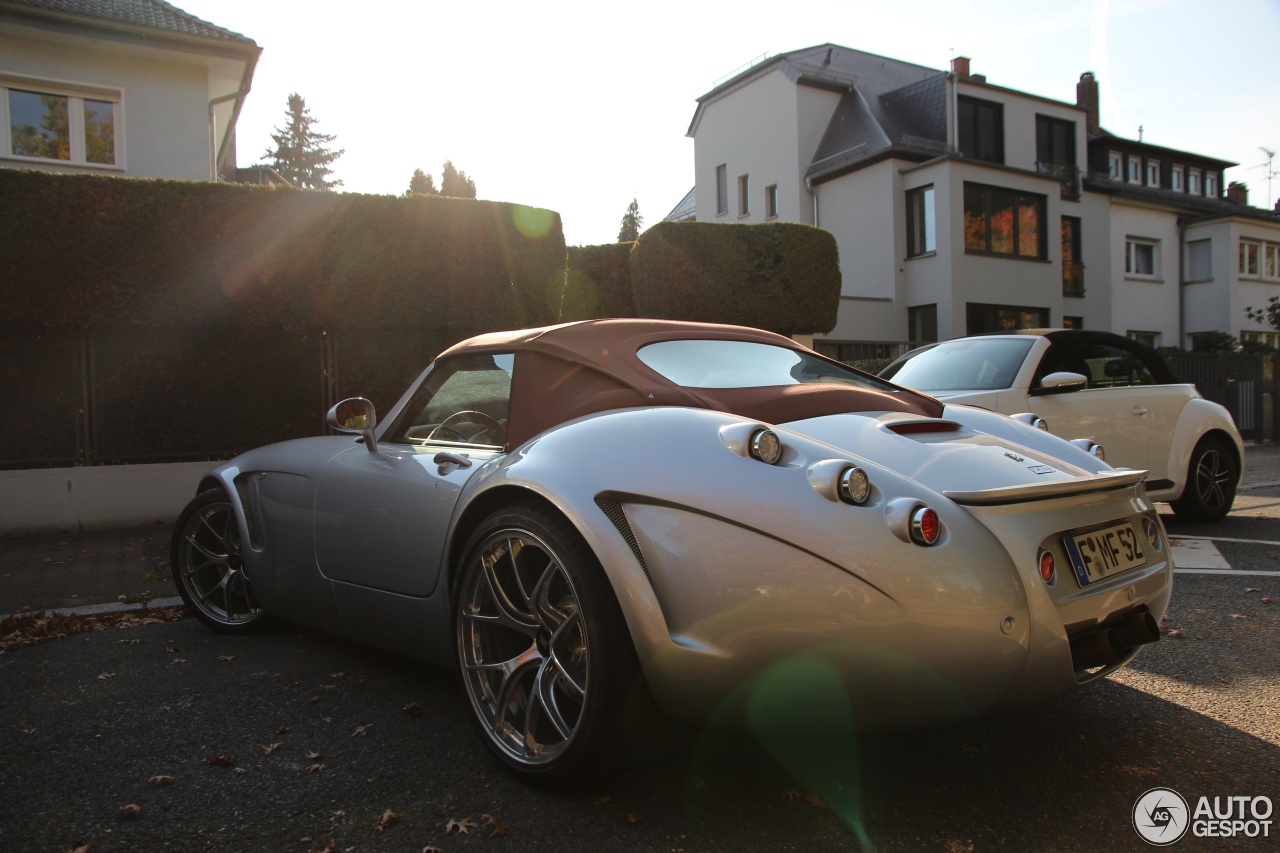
xmin=1146 ymin=160 xmax=1160 ymax=187
xmin=1189 ymin=168 xmax=1202 ymax=195
xmin=1171 ymin=165 xmax=1184 ymax=192
xmin=1108 ymin=151 xmax=1122 ymax=179
xmin=1205 ymin=172 xmax=1219 ymax=198
xmin=957 ymin=96 xmax=1004 ymax=164
xmin=1126 ymin=157 xmax=1141 ymax=184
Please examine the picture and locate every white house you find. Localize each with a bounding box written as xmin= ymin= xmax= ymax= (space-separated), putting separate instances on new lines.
xmin=679 ymin=44 xmax=1280 ymax=357
xmin=0 ymin=0 xmax=260 ymax=182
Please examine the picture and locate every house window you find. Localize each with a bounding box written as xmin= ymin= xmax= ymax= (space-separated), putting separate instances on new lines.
xmin=738 ymin=174 xmax=750 ymax=216
xmin=1240 ymin=240 xmax=1261 ymax=276
xmin=3 ymin=80 xmax=119 ymax=166
xmin=1205 ymin=172 xmax=1219 ymax=197
xmin=1146 ymin=159 xmax=1160 ymax=187
xmin=765 ymin=184 xmax=778 ymax=219
xmin=1187 ymin=239 xmax=1212 ymax=282
xmin=1125 ymin=238 xmax=1159 ymax=277
xmin=965 ymin=302 xmax=1049 ymax=335
xmin=1128 ymin=331 xmax=1160 ymax=348
xmin=1063 ymin=315 xmax=1084 ymax=329
xmin=1108 ymin=151 xmax=1122 ymax=179
xmin=908 ymin=304 xmax=938 ymax=343
xmin=715 ymin=164 xmax=728 ymax=215
xmin=1171 ymin=165 xmax=1184 ymax=191
xmin=957 ymin=96 xmax=1004 ymax=164
xmin=1188 ymin=168 xmax=1201 ymax=195
xmin=906 ymin=185 xmax=936 ymax=257
xmin=1267 ymin=243 xmax=1280 ymax=279
xmin=1126 ymin=157 xmax=1141 ymax=184
xmin=1061 ymin=216 xmax=1083 ymax=296
xmin=1242 ymin=330 xmax=1280 ymax=350
xmin=1035 ymin=115 xmax=1075 ymax=166
xmin=963 ymin=183 xmax=1046 ymax=259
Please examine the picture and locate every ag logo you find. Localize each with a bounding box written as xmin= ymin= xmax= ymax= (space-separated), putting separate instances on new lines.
xmin=1133 ymin=787 xmax=1190 ymax=845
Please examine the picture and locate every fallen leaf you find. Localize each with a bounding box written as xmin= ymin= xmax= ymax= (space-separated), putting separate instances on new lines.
xmin=1246 ymin=587 xmax=1261 ymax=593
xmin=594 ymin=795 xmax=613 ymax=805
xmin=169 ymin=659 xmax=186 ymax=665
xmin=481 ymin=814 xmax=507 ymax=838
xmin=376 ymin=808 xmax=400 ymax=832
xmin=1167 ymin=629 xmax=1184 ymax=638
xmin=97 ymin=673 xmax=115 ymax=680
xmin=204 ymin=754 xmax=235 ymax=767
xmin=307 ymin=764 xmax=326 ymax=774
xmin=1231 ymin=614 xmax=1248 ymax=619
xmin=149 ymin=775 xmax=175 ymax=786
xmin=783 ymin=789 xmax=801 ymax=802
xmin=283 ymin=680 xmax=300 ymax=688
xmin=423 ymin=847 xmax=444 ymax=853
xmin=218 ymin=655 xmax=236 ymax=662
xmin=304 ymin=750 xmax=323 ymax=761
xmin=1263 ymin=598 xmax=1273 ymax=605
xmin=234 ymin=767 xmax=248 ymax=775
xmin=258 ymin=742 xmax=284 ymax=755
xmin=351 ymin=724 xmax=371 ymax=737
xmin=446 ymin=817 xmax=477 ymax=834
xmin=276 ymin=726 xmax=292 ymax=735
xmin=805 ymin=792 xmax=826 ymax=809
xmin=402 ymin=702 xmax=424 ymax=718
xmin=308 ymin=841 xmax=336 ymax=853
xmin=625 ymin=813 xmax=643 ymax=824
xmin=117 ymin=639 xmax=141 ymax=645
xmin=69 ymin=843 xmax=98 ymax=853
xmin=330 ymin=672 xmax=345 ymax=678
xmin=118 ymin=803 xmax=142 ymax=820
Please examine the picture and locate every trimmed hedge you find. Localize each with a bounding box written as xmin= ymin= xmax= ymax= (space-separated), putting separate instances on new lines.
xmin=629 ymin=221 xmax=840 ymax=335
xmin=0 ymin=169 xmax=565 ymax=331
xmin=560 ymin=242 xmax=636 ymax=320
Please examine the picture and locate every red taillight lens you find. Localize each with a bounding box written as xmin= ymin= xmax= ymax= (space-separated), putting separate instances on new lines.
xmin=910 ymin=506 xmax=940 ymax=545
xmin=1039 ymin=550 xmax=1056 ymax=584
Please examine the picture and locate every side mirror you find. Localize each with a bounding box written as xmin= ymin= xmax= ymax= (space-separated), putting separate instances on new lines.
xmin=327 ymin=397 xmax=378 ymax=452
xmin=1031 ymin=371 xmax=1087 ymax=396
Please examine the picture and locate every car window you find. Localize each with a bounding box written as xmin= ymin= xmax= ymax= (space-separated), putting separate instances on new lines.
xmin=1035 ymin=342 xmax=1156 ymax=389
xmin=636 ymin=339 xmax=890 ymax=390
xmin=887 ymin=338 xmax=1034 ymax=391
xmin=397 ymin=353 xmax=514 ymax=447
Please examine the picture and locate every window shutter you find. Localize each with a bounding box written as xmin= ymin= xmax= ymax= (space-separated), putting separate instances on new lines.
xmin=1188 ymin=240 xmax=1211 ymax=281
xmin=716 ymin=164 xmax=728 ymax=215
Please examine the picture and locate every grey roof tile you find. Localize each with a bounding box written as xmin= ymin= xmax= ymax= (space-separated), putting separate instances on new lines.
xmin=3 ymin=0 xmax=257 ymax=45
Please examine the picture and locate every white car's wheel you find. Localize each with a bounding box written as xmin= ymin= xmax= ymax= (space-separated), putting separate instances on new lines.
xmin=171 ymin=489 xmax=266 ymax=632
xmin=455 ymin=503 xmax=637 ymax=785
xmin=1170 ymin=437 xmax=1237 ymax=523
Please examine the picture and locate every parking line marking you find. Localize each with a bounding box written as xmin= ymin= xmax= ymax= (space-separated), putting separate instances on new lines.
xmin=1174 ymin=568 xmax=1280 ymax=577
xmin=1169 ymin=537 xmax=1232 ymax=570
xmin=1172 ymin=535 xmax=1280 ymax=547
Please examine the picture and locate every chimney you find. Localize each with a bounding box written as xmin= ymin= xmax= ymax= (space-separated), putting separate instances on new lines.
xmin=1077 ymin=72 xmax=1099 ymax=137
xmin=951 ymin=56 xmax=970 ymax=78
xmin=1226 ymin=182 xmax=1249 ymax=205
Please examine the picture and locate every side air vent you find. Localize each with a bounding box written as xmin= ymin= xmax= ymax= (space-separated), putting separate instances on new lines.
xmin=887 ymin=420 xmax=962 ymax=435
xmin=595 ymin=496 xmax=649 ymax=575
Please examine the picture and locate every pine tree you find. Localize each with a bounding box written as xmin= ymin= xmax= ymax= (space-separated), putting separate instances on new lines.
xmin=408 ymin=168 xmax=438 ymax=195
xmin=263 ymin=93 xmax=343 ymax=190
xmin=617 ymin=198 xmax=643 ymax=242
xmin=439 ymin=160 xmax=477 ymax=198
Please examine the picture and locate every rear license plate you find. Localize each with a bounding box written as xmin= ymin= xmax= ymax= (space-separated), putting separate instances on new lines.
xmin=1063 ymin=522 xmax=1145 ymax=586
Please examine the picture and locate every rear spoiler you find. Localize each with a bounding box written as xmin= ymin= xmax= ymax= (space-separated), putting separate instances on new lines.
xmin=943 ymin=470 xmax=1149 ymax=506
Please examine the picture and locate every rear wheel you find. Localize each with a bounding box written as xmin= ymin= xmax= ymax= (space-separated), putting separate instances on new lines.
xmin=171 ymin=489 xmax=266 ymax=632
xmin=1170 ymin=437 xmax=1237 ymax=523
xmin=454 ymin=503 xmax=637 ymax=785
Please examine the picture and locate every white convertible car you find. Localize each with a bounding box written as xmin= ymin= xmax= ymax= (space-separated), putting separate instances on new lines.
xmin=882 ymin=329 xmax=1244 ymax=522
xmin=174 ymin=320 xmax=1171 ymax=784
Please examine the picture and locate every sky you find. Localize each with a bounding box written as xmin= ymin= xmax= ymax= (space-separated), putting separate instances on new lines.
xmin=176 ymin=0 xmax=1280 ymax=247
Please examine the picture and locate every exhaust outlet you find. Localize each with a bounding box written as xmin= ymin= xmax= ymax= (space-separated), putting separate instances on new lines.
xmin=1070 ymin=608 xmax=1159 ymax=672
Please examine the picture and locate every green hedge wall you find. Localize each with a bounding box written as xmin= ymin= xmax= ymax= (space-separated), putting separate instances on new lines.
xmin=559 ymin=242 xmax=636 ymax=321
xmin=629 ymin=221 xmax=840 ymax=335
xmin=0 ymin=169 xmax=566 ymax=331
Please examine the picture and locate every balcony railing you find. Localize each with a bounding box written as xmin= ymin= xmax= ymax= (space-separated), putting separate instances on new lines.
xmin=1062 ymin=261 xmax=1086 ymax=297
xmin=1037 ymin=161 xmax=1082 ymax=200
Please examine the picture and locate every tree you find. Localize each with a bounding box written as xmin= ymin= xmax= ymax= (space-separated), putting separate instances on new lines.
xmin=407 ymin=168 xmax=437 ymax=196
xmin=263 ymin=93 xmax=343 ymax=190
xmin=440 ymin=160 xmax=476 ymax=198
xmin=617 ymin=198 xmax=643 ymax=242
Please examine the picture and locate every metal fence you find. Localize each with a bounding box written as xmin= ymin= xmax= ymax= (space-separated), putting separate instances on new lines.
xmin=1162 ymin=351 xmax=1271 ymax=442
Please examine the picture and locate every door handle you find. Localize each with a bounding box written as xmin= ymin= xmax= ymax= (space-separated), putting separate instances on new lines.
xmin=434 ymin=451 xmax=473 ymax=474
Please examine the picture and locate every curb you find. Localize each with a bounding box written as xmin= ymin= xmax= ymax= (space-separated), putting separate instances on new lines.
xmin=0 ymin=595 xmax=185 ymax=623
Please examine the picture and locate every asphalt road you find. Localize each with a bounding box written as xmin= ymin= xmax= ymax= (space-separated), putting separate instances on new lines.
xmin=2 ymin=499 xmax=1278 ymax=852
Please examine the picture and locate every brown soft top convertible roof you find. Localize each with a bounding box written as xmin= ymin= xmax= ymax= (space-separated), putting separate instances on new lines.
xmin=439 ymin=319 xmax=943 ymax=448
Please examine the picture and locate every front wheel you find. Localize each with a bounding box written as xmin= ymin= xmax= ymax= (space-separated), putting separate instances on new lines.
xmin=1170 ymin=437 xmax=1238 ymax=523
xmin=454 ymin=503 xmax=638 ymax=785
xmin=171 ymin=489 xmax=266 ymax=632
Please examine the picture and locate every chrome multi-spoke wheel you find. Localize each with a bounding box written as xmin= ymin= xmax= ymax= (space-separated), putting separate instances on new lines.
xmin=171 ymin=489 xmax=264 ymax=632
xmin=456 ymin=504 xmax=635 ymax=783
xmin=1171 ymin=438 xmax=1238 ymax=523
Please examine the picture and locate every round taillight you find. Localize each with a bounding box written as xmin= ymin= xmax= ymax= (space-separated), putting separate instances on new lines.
xmin=749 ymin=428 xmax=783 ymax=465
xmin=1144 ymin=517 xmax=1164 ymax=551
xmin=1038 ymin=550 xmax=1056 ymax=584
xmin=910 ymin=506 xmax=940 ymax=546
xmin=1090 ymin=443 xmax=1105 ymax=461
xmin=837 ymin=466 xmax=871 ymax=505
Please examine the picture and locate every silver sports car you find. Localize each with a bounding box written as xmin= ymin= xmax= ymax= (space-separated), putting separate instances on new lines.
xmin=173 ymin=319 xmax=1171 ymax=784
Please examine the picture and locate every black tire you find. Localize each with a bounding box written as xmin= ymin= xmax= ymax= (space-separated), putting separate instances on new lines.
xmin=454 ymin=502 xmax=638 ymax=786
xmin=1170 ymin=437 xmax=1238 ymax=523
xmin=171 ymin=489 xmax=267 ymax=632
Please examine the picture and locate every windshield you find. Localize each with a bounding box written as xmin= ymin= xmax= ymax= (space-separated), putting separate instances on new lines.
xmin=888 ymin=338 xmax=1035 ymax=392
xmin=637 ymin=339 xmax=889 ymax=390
